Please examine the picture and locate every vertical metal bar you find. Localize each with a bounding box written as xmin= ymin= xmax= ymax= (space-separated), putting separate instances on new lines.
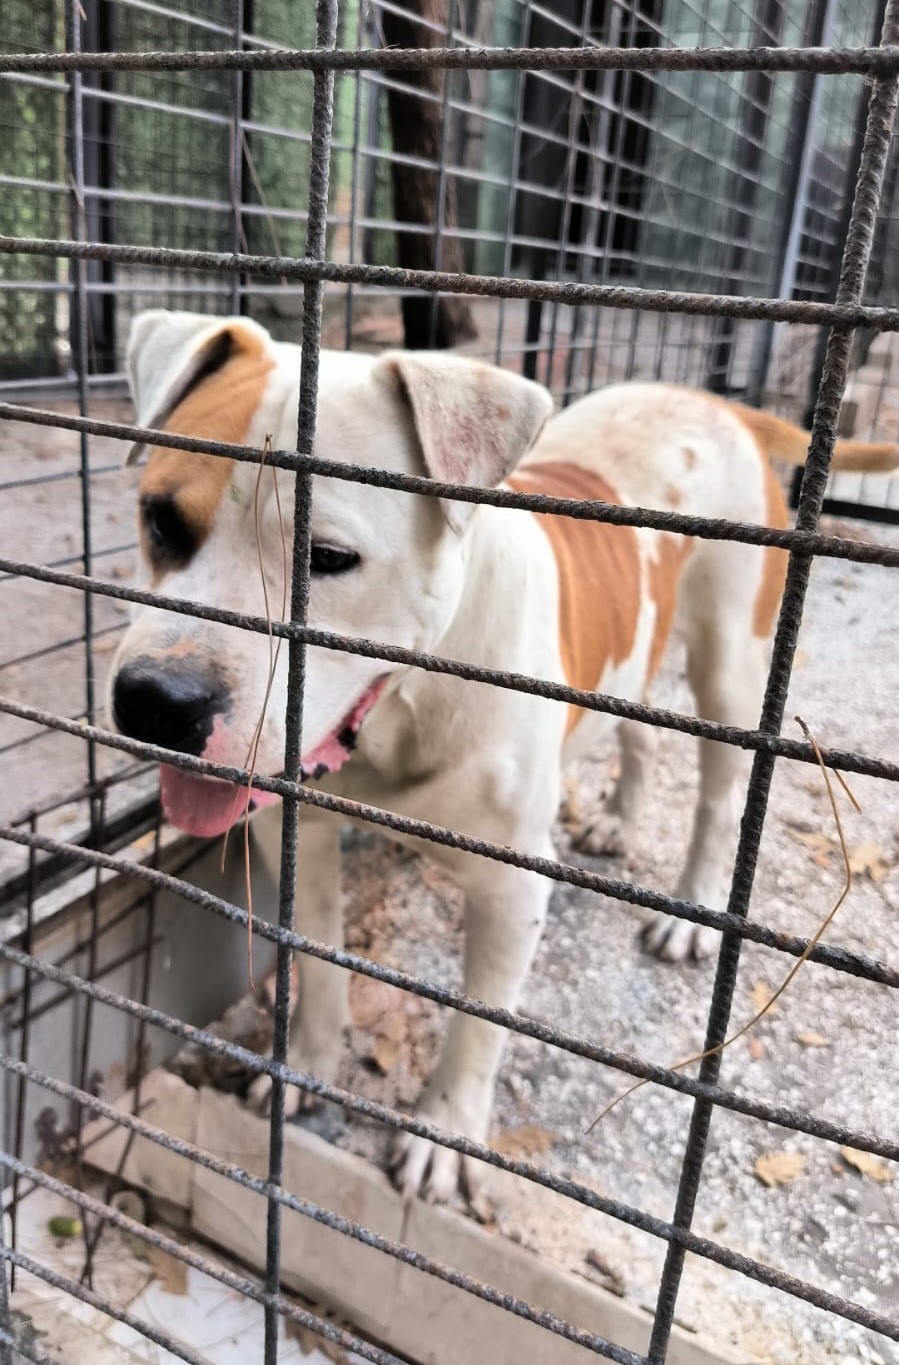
xmin=543 ymin=5 xmax=591 ymax=393
xmin=427 ymin=0 xmax=457 ymax=348
xmin=67 ymin=0 xmax=107 ymax=1291
xmin=229 ymin=0 xmax=246 ymax=312
xmin=755 ymin=0 xmax=841 ymax=397
xmin=8 ymin=817 xmax=37 ymax=1295
xmin=494 ymin=0 xmax=532 ymax=367
xmin=81 ymin=817 xmax=162 ymax=1271
xmin=0 ymin=1206 xmax=12 ymax=1365
xmin=705 ymin=0 xmax=784 ymax=395
xmin=74 ymin=788 xmax=107 ymax=1289
xmin=585 ymin=0 xmax=641 ymax=391
xmin=343 ymin=0 xmax=367 ymax=349
xmin=66 ymin=0 xmax=97 ymax=789
xmin=798 ymin=0 xmax=890 ymax=435
xmin=263 ymin=3 xmax=338 ymax=1361
xmin=646 ymin=6 xmax=899 ymax=1359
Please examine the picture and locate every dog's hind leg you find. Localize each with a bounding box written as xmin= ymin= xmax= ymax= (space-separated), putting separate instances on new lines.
xmin=574 ymin=717 xmax=658 ymax=858
xmin=643 ymin=614 xmax=767 ymax=962
xmin=248 ymin=812 xmax=346 ymax=1117
xmin=391 ymin=851 xmax=552 ymax=1203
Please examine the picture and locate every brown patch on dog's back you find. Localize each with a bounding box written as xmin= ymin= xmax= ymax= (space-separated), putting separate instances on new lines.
xmin=140 ymin=329 xmax=274 ymax=561
xmin=507 ymin=462 xmax=641 ymax=732
xmin=647 ymin=534 xmax=693 ymax=678
xmin=753 ymin=460 xmax=789 ymax=637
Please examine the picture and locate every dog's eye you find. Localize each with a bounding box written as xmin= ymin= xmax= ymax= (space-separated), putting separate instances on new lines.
xmin=309 ymin=544 xmax=360 ymax=576
xmin=140 ymin=495 xmax=197 ymax=564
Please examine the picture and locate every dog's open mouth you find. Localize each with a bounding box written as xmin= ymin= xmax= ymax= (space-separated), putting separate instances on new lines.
xmin=159 ymin=677 xmax=389 ymax=839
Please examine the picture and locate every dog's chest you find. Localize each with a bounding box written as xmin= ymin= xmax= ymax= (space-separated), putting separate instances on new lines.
xmin=506 ymin=461 xmax=645 ymax=729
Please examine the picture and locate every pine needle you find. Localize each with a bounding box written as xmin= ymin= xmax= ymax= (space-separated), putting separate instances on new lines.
xmin=586 ymin=715 xmax=859 ymax=1133
xmin=220 ymin=435 xmax=289 ymax=992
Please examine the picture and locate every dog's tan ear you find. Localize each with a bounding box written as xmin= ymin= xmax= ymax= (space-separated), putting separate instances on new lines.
xmin=125 ymin=310 xmax=272 ymax=465
xmin=374 ymin=351 xmax=554 ymax=531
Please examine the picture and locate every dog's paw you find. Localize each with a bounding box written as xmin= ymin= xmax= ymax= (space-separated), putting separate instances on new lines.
xmin=389 ymin=1086 xmax=488 ymax=1205
xmin=642 ymin=915 xmax=718 ymax=962
xmin=390 ymin=1130 xmax=481 ymax=1205
xmin=572 ymin=813 xmax=629 ymax=858
xmin=246 ymin=1071 xmax=318 ymax=1118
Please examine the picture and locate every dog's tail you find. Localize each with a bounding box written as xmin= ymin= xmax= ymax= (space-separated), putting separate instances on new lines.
xmin=733 ymin=404 xmax=899 ymax=474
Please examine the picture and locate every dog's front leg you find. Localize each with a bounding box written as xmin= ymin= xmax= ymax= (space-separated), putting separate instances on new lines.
xmin=248 ymin=813 xmax=346 ymax=1118
xmin=392 ymin=855 xmax=551 ymax=1204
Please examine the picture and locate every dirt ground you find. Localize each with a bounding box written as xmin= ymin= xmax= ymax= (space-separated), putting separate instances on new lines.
xmin=2 ymin=389 xmax=897 ymax=1364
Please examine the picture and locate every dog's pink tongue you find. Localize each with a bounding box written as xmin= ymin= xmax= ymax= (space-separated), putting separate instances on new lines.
xmin=159 ymin=765 xmax=277 ymax=838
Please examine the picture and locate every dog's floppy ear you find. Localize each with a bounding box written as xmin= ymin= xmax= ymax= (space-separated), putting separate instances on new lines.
xmin=374 ymin=351 xmax=554 ymax=531
xmin=125 ymin=310 xmax=271 ymax=465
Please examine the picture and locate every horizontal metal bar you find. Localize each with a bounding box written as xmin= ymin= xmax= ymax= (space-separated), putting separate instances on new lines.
xmin=0 ymin=541 xmax=137 ymax=586
xmin=3 ymin=236 xmax=899 ymax=329
xmin=3 ymin=820 xmax=897 ymax=1140
xmin=1 ymin=936 xmax=894 ymax=1339
xmin=2 ymin=557 xmax=898 ymax=787
xmin=2 ymin=552 xmax=897 ymax=785
xmin=0 ymin=463 xmax=120 ymax=494
xmin=0 ymin=1246 xmax=209 ymax=1365
xmin=0 ymin=621 xmax=123 ymax=674
xmin=0 ymin=1080 xmax=643 ymax=1365
xmin=2 ymin=44 xmax=899 ymax=76
xmin=0 ymin=1155 xmax=402 ymax=1365
xmin=4 ymin=406 xmax=899 ymax=570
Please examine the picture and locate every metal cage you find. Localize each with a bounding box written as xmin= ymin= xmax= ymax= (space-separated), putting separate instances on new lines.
xmin=0 ymin=3 xmax=898 ymax=1364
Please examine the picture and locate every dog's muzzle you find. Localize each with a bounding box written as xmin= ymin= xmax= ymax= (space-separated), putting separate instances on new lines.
xmin=112 ymin=658 xmax=225 ymax=755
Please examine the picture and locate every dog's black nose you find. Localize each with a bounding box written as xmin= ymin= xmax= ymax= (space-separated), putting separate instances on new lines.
xmin=112 ymin=660 xmax=222 ymax=754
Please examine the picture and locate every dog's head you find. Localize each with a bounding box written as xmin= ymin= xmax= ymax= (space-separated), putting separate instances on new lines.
xmin=109 ymin=310 xmax=552 ymax=837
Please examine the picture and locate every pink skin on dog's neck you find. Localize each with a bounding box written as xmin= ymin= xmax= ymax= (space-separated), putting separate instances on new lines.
xmin=159 ymin=678 xmax=388 ymax=839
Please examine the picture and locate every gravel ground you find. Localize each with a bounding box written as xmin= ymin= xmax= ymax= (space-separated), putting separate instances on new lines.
xmin=3 ymin=400 xmax=897 ymax=1364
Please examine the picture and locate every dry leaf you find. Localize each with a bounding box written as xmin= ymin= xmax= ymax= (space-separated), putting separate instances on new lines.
xmin=147 ymin=1246 xmax=189 ymax=1296
xmin=795 ymin=1030 xmax=830 ymax=1048
xmin=791 ymin=830 xmax=838 ymax=867
xmin=847 ymin=841 xmax=891 ymax=884
xmin=493 ymin=1124 xmax=556 ymax=1159
xmin=754 ymin=1150 xmax=807 ymax=1187
xmin=584 ymin=1248 xmax=626 ymax=1297
xmin=748 ymin=980 xmax=779 ymax=1016
xmin=840 ymin=1146 xmax=894 ymax=1184
xmin=285 ymin=1304 xmax=349 ymax=1359
xmin=370 ymin=1013 xmax=407 ymax=1074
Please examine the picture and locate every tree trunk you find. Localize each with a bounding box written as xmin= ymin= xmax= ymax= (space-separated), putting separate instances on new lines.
xmin=380 ymin=0 xmax=478 ymax=349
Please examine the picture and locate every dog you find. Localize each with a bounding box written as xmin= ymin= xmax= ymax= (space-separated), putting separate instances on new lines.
xmin=109 ymin=310 xmax=899 ymax=1201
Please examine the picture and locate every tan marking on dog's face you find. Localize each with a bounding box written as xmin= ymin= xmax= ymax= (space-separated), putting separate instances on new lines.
xmin=683 ymin=445 xmax=697 ymax=470
xmin=647 ymin=534 xmax=693 ymax=678
xmin=138 ymin=331 xmax=274 ymax=573
xmin=753 ymin=459 xmax=789 ymax=637
xmin=507 ymin=462 xmax=641 ymax=733
xmin=665 ymin=484 xmax=683 ymax=507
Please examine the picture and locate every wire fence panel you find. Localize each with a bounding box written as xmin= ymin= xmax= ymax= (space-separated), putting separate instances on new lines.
xmin=0 ymin=4 xmax=898 ymax=1365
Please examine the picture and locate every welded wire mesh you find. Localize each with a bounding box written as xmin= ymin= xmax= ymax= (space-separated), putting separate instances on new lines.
xmin=0 ymin=4 xmax=898 ymax=1365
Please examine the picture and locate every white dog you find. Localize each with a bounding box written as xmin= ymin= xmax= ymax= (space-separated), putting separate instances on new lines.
xmin=110 ymin=310 xmax=897 ymax=1201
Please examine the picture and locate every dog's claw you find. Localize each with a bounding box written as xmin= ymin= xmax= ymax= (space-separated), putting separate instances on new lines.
xmin=572 ymin=813 xmax=628 ymax=858
xmin=641 ymin=916 xmax=718 ymax=962
xmin=390 ymin=1132 xmax=479 ymax=1205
